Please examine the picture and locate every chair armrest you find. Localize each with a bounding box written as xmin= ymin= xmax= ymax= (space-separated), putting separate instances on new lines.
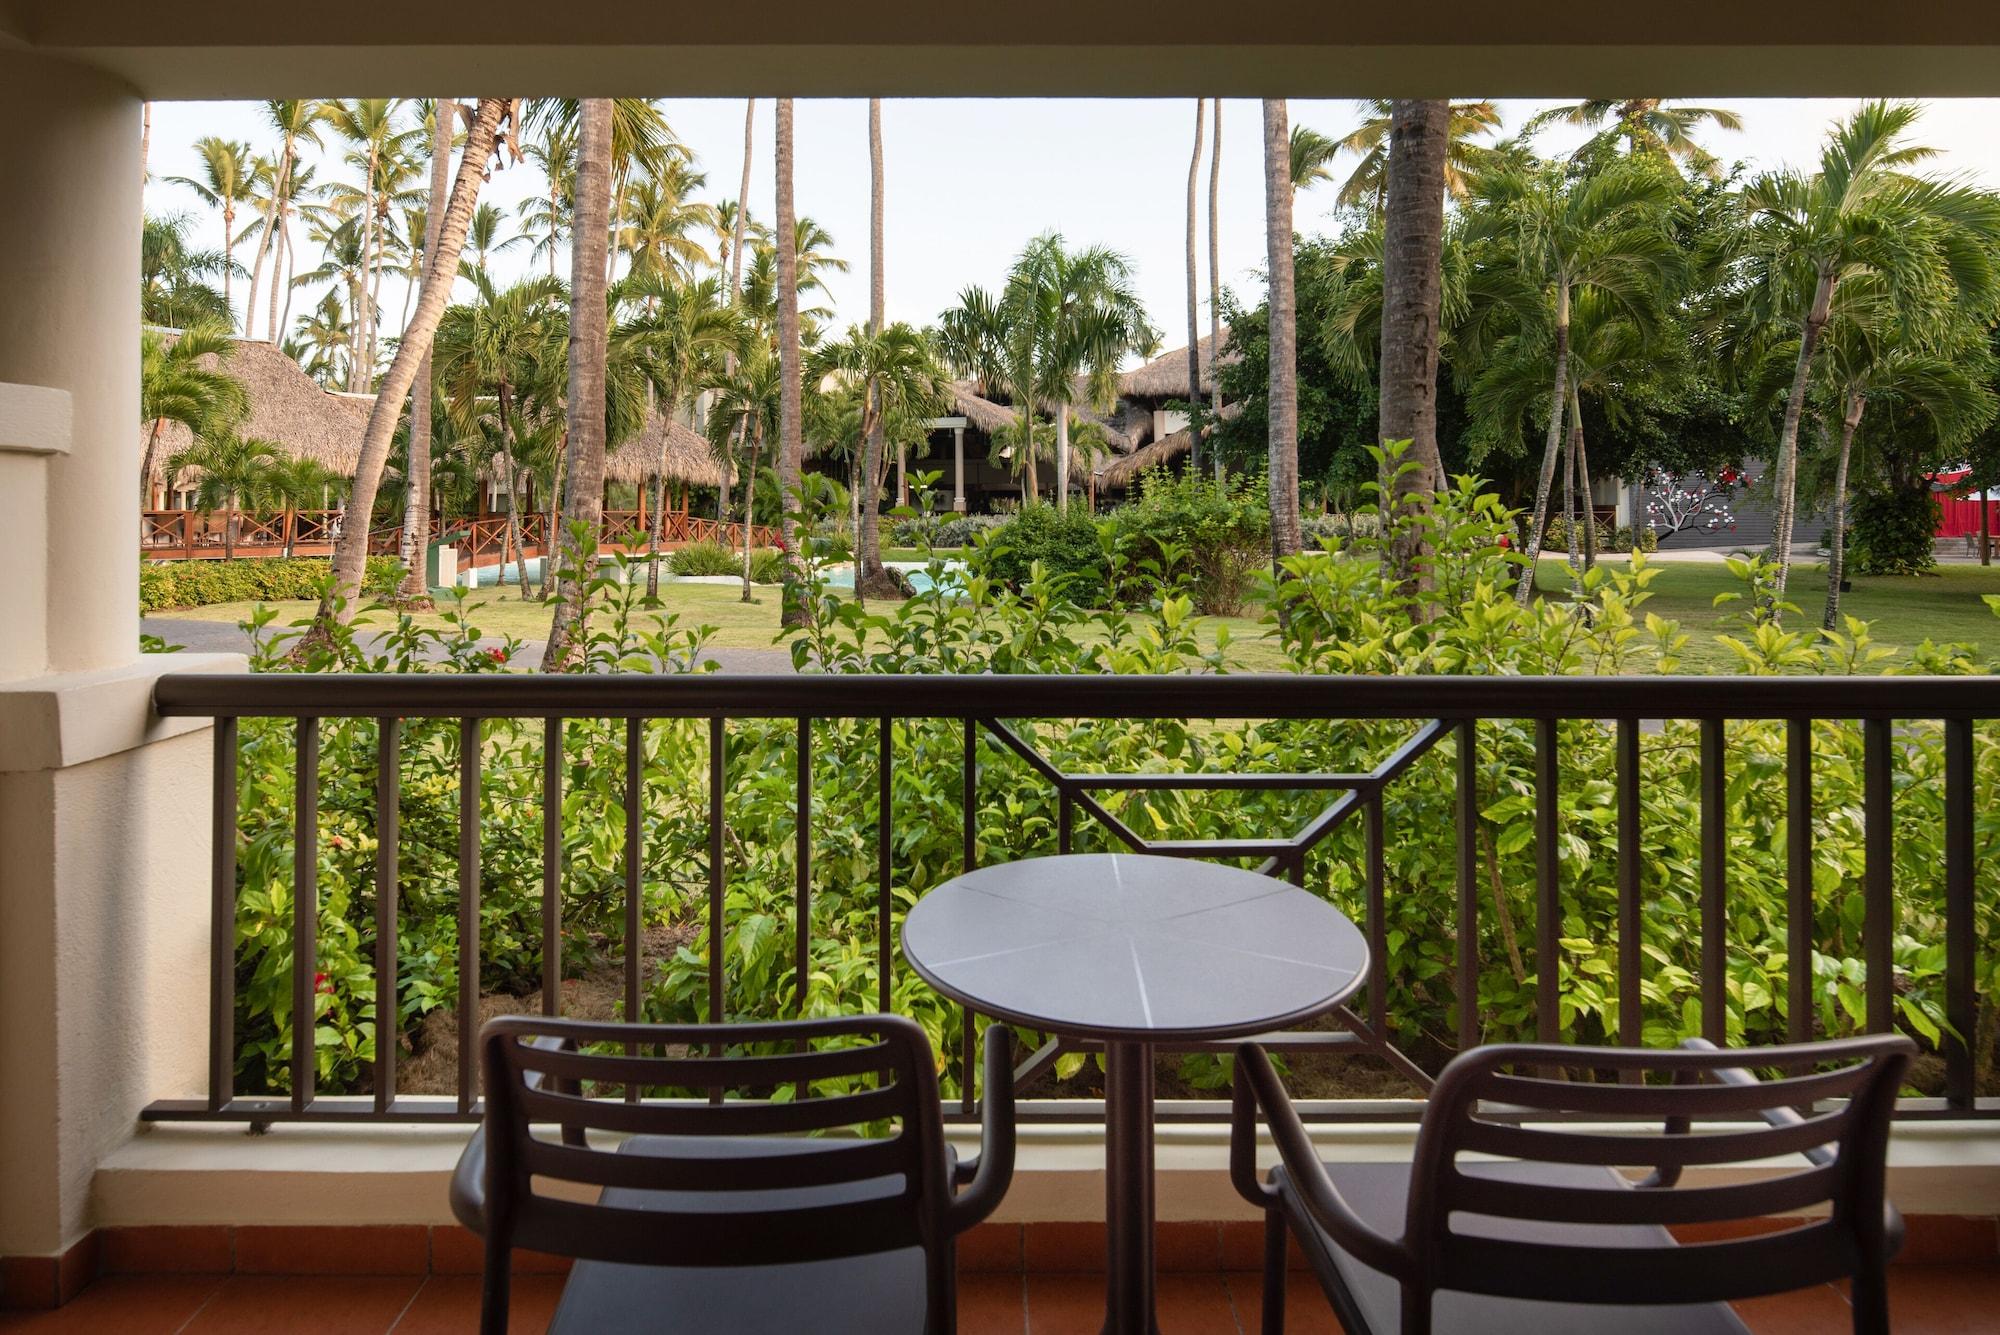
xmin=449 ymin=1123 xmax=489 ymax=1234
xmin=1679 ymin=1037 xmax=1835 ymax=1167
xmin=948 ymin=1025 xmax=1017 ymax=1232
xmin=1230 ymin=1044 xmax=1410 ymax=1279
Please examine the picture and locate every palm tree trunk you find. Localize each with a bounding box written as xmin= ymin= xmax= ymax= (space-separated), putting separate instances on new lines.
xmin=1562 ymin=397 xmax=1580 ymax=573
xmin=1378 ymin=99 xmax=1451 ymax=591
xmin=315 ymin=98 xmax=505 ymax=630
xmin=742 ymin=425 xmax=763 ymax=602
xmin=775 ymin=97 xmax=807 ymax=628
xmin=221 ymin=202 xmax=236 ymax=331
xmin=1984 ymin=479 xmax=1993 ymax=568
xmin=141 ymin=102 xmax=151 ymax=189
xmin=1209 ymin=97 xmax=1224 ymax=479
xmin=1515 ymin=281 xmax=1571 ymax=605
xmin=399 ymin=98 xmax=454 ymax=602
xmin=1023 ymin=415 xmax=1040 ymax=502
xmin=348 ymin=144 xmax=379 ymax=390
xmin=140 ymin=418 xmax=165 ymax=507
xmin=1055 ymin=405 xmax=1072 ymax=510
xmin=858 ymin=96 xmax=892 ymax=595
xmin=1573 ymin=389 xmax=1598 ymax=573
xmin=646 ymin=469 xmax=666 ymax=597
xmin=732 ymin=100 xmax=754 ymax=299
xmin=277 ymin=219 xmax=297 ymax=342
xmin=224 ymin=501 xmax=237 ymax=561
xmin=543 ymin=98 xmax=615 ymax=670
xmin=1823 ymin=391 xmax=1865 ymax=630
xmin=245 ymin=143 xmax=292 ymax=340
xmin=268 ymin=210 xmax=288 ymax=342
xmin=1263 ymin=99 xmax=1302 ymax=567
xmin=1186 ymin=98 xmax=1206 ymax=472
xmin=1771 ymin=266 xmax=1837 ymax=603
xmin=540 ymin=448 xmax=565 ymax=600
xmin=496 ymin=383 xmax=531 ymax=598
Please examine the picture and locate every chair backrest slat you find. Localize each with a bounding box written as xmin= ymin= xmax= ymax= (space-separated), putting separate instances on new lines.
xmin=1405 ymin=1036 xmax=1911 ymax=1307
xmin=479 ymin=1014 xmax=950 ymax=1271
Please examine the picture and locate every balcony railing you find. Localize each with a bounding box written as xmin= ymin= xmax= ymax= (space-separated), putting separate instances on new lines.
xmin=145 ymin=672 xmax=1999 ymax=1127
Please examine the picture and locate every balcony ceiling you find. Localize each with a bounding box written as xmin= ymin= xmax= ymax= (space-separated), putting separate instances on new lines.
xmin=7 ymin=2 xmax=2000 ymax=99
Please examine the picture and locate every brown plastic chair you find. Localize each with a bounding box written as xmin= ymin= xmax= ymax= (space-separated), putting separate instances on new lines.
xmin=451 ymin=1013 xmax=1015 ymax=1335
xmin=1231 ymin=1034 xmax=1913 ymax=1335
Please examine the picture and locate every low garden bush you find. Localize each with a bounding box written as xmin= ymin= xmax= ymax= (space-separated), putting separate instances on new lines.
xmin=891 ymin=512 xmax=1009 ymax=549
xmin=140 ymin=555 xmax=403 ymax=611
xmin=1850 ymin=485 xmax=1940 ymax=575
xmin=977 ymin=502 xmax=1110 ymax=606
xmin=1106 ymin=470 xmax=1270 ymax=615
xmin=667 ymin=540 xmax=739 ymax=576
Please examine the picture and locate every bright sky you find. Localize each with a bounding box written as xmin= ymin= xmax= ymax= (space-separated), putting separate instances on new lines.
xmin=143 ymin=97 xmax=2000 ymax=363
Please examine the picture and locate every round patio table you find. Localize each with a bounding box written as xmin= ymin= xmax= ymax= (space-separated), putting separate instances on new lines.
xmin=902 ymin=852 xmax=1368 ymax=1335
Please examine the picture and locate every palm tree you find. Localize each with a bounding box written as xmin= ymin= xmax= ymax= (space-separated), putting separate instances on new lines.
xmin=618 ymin=161 xmax=718 ymax=288
xmin=1471 ymin=158 xmax=1682 ymax=603
xmin=866 ymin=96 xmax=887 ymax=598
xmin=1330 ymin=99 xmax=1501 ymax=210
xmin=1810 ymin=290 xmax=1997 ymax=627
xmin=1264 ymin=100 xmax=1302 ymax=561
xmin=140 ymin=321 xmax=246 ymax=506
xmin=1186 ymin=99 xmax=1207 ymax=468
xmin=774 ymin=97 xmax=807 ymax=626
xmin=628 ymin=272 xmax=745 ymax=593
xmin=461 ymin=203 xmax=525 ymax=282
xmin=1208 ymin=97 xmax=1224 ymax=474
xmin=707 ymin=343 xmax=781 ymax=602
xmin=812 ymin=323 xmax=949 ymax=593
xmin=1011 ymin=233 xmax=1152 ymax=510
xmin=543 ymin=98 xmax=616 ymax=668
xmin=321 ymin=98 xmax=419 ymax=389
xmin=518 ymin=119 xmax=576 ymax=279
xmin=317 ymin=98 xmax=509 ymax=631
xmin=1733 ymin=101 xmax=2000 ymax=600
xmin=938 ymin=283 xmax=1036 ymax=495
xmin=287 ymin=290 xmax=352 ymax=388
xmin=263 ymin=456 xmax=344 ymax=556
xmin=1290 ymin=124 xmax=1340 ymax=194
xmin=166 ymin=434 xmax=281 ymax=559
xmin=242 ymin=100 xmax=326 ymax=342
xmin=400 ymin=97 xmax=457 ymax=603
xmin=1533 ymin=99 xmax=1743 ymax=178
xmin=141 ymin=212 xmax=232 ymax=328
xmin=168 ymin=137 xmax=257 ymax=328
xmin=1377 ymin=100 xmax=1453 ymax=583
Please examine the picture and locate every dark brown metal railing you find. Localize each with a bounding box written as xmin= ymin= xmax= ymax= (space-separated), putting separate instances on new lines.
xmin=145 ymin=672 xmax=1999 ymax=1126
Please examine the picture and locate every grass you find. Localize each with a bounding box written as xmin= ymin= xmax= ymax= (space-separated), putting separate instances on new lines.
xmin=153 ymin=557 xmax=2000 ymax=672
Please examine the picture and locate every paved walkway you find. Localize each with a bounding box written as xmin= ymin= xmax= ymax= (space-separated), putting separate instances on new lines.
xmin=143 ymin=617 xmax=795 ymax=672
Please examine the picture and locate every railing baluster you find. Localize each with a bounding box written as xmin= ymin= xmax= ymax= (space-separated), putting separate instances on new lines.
xmin=1365 ymin=793 xmax=1386 ymax=1038
xmin=1616 ymin=718 xmax=1640 ymax=1071
xmin=1700 ymin=718 xmax=1726 ymax=1044
xmin=209 ymin=717 xmax=237 ymax=1113
xmin=878 ymin=717 xmax=893 ymax=1016
xmin=292 ymin=717 xmax=319 ymax=1114
xmin=1786 ymin=719 xmax=1813 ymax=1047
xmin=373 ymin=718 xmax=400 ymax=1114
xmin=795 ymin=717 xmax=811 ymax=1018
xmin=457 ymin=718 xmax=480 ymax=1115
xmin=709 ymin=717 xmax=726 ymax=1104
xmin=962 ymin=719 xmax=977 ymax=1115
xmin=1864 ymin=716 xmax=1893 ymax=1035
xmin=625 ymin=717 xmax=644 ymax=1098
xmin=542 ymin=718 xmax=562 ymax=1016
xmin=1535 ymin=717 xmax=1558 ymax=1047
xmin=1945 ymin=717 xmax=1975 ymax=1110
xmin=1455 ymin=720 xmax=1477 ymax=1053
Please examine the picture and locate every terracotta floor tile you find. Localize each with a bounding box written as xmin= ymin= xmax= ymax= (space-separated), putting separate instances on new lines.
xmin=1225 ymin=1270 xmax=1344 ymax=1335
xmin=0 ymin=1276 xmax=225 ymax=1334
xmin=389 ymin=1275 xmax=563 ymax=1334
xmin=956 ymin=1273 xmax=1028 ymax=1335
xmin=100 ymin=1227 xmax=234 ymax=1275
xmin=1023 ymin=1222 xmax=1105 ymax=1273
xmin=1026 ymin=1273 xmax=1110 ymax=1335
xmin=1156 ymin=1223 xmax=1222 ymax=1273
xmin=179 ymin=1275 xmax=423 ymax=1335
xmin=958 ymin=1223 xmax=1025 ymax=1274
xmin=1732 ymin=1283 xmax=1853 ymax=1335
xmin=1880 ymin=1263 xmax=2000 ymax=1334
xmin=1156 ymin=1273 xmax=1243 ymax=1333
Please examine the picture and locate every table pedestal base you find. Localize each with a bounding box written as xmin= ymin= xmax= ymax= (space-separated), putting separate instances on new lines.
xmin=1102 ymin=1039 xmax=1160 ymax=1335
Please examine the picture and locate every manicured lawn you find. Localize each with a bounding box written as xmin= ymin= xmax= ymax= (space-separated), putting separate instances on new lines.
xmin=157 ymin=557 xmax=2000 ymax=673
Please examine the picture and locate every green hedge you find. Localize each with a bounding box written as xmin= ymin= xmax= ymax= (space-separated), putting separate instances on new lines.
xmin=140 ymin=556 xmax=404 ymax=612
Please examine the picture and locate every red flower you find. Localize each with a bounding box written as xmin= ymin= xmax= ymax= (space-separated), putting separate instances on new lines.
xmin=486 ymin=647 xmax=507 ymax=665
xmin=1497 ymin=534 xmax=1512 ymax=550
xmin=314 ymin=972 xmax=333 ymax=995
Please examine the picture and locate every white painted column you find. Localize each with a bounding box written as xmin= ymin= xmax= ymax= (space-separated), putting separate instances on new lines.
xmin=953 ymin=425 xmax=966 ymax=512
xmin=0 ymin=51 xmax=142 ymax=674
xmin=0 ymin=53 xmax=232 ymax=1280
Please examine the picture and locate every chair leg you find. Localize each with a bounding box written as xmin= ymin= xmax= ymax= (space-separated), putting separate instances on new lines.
xmin=1261 ymin=1208 xmax=1286 ymax=1335
xmin=480 ymin=1238 xmax=511 ymax=1335
xmin=1850 ymin=1262 xmax=1891 ymax=1335
xmin=1399 ymin=1283 xmax=1431 ymax=1335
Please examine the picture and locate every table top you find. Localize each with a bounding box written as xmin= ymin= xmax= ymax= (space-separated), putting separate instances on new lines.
xmin=900 ymin=853 xmax=1368 ymax=1042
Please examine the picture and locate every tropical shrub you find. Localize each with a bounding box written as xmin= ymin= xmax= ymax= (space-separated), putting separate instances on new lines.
xmin=141 ymin=556 xmax=403 ymax=611
xmin=1105 ymin=470 xmax=1270 ymax=615
xmin=1849 ymin=484 xmax=1940 ymax=575
xmin=891 ymin=512 xmax=1008 ymax=549
xmin=668 ymin=540 xmax=739 ymax=576
xmin=214 ymin=467 xmax=1997 ymax=1106
xmin=978 ymin=503 xmax=1110 ymax=606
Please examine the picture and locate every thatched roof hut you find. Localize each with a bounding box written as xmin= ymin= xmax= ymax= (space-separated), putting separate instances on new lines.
xmin=145 ymin=332 xmax=373 ymax=483
xmin=950 ymin=382 xmax=1018 ymax=435
xmin=603 ymin=409 xmax=728 ymax=489
xmin=1093 ymin=401 xmax=1241 ymax=490
xmin=1119 ymin=329 xmax=1235 ymax=401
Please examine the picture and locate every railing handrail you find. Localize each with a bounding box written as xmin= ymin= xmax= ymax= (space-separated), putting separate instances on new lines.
xmin=154 ymin=670 xmax=2000 ymax=721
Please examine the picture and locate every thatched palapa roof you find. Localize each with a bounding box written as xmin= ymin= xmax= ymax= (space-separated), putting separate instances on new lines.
xmin=146 ymin=333 xmax=373 ymax=481
xmin=1093 ymin=402 xmax=1241 ymax=490
xmin=1119 ymin=329 xmax=1235 ymax=401
xmin=604 ymin=408 xmax=728 ymax=489
xmin=949 ymin=382 xmax=1018 ymax=435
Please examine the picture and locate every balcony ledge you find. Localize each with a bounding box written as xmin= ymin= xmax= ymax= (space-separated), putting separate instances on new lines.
xmin=94 ymin=1109 xmax=2000 ymax=1229
xmin=0 ymin=651 xmax=241 ymax=772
